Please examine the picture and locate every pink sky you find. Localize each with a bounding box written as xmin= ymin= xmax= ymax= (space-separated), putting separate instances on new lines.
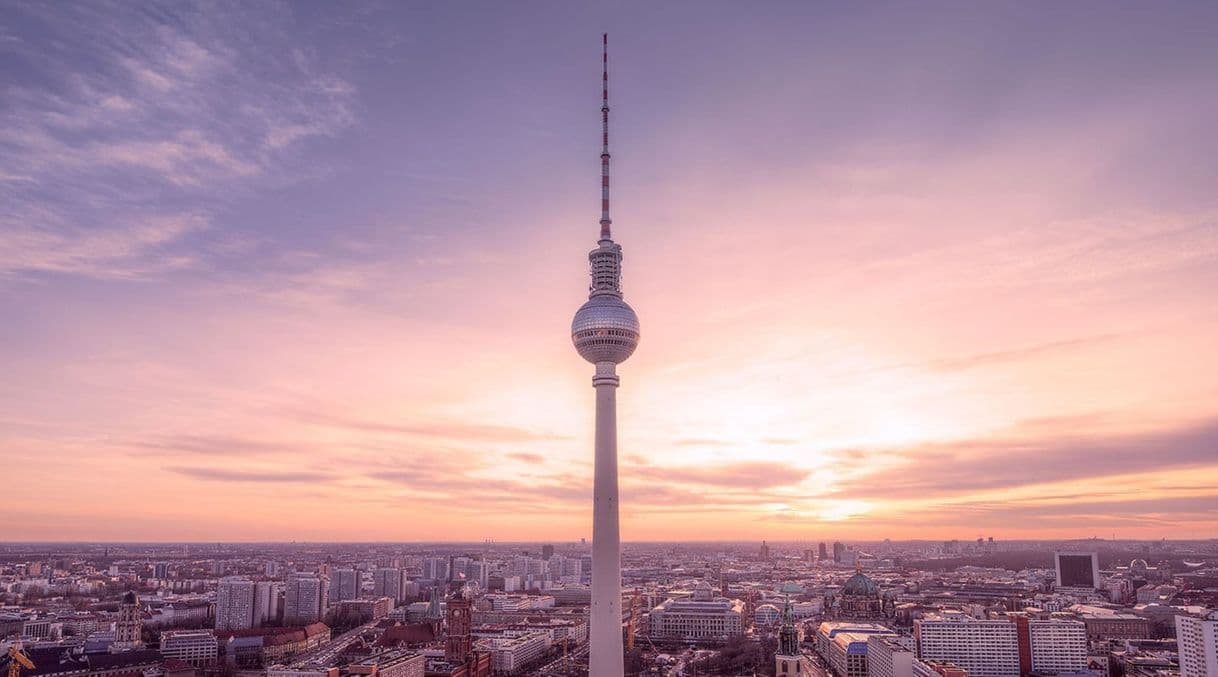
xmin=2 ymin=2 xmax=1217 ymax=541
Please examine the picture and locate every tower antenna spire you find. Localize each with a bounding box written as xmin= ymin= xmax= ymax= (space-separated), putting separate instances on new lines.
xmin=600 ymin=32 xmax=611 ymax=241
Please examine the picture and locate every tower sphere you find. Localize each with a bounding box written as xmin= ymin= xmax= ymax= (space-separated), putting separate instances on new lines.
xmin=571 ymin=294 xmax=639 ymax=364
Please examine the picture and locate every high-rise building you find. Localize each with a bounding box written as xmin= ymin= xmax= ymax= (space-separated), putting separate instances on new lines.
xmin=833 ymin=542 xmax=845 ymax=563
xmin=265 ymin=561 xmax=281 ymax=578
xmin=215 ymin=578 xmax=257 ymax=631
xmin=1054 ymin=551 xmax=1101 ymax=590
xmin=1027 ymin=617 xmax=1088 ymax=673
xmin=284 ymin=575 xmax=327 ymax=626
xmin=1176 ymin=611 xmax=1218 ymax=677
xmin=254 ymin=580 xmax=281 ymax=626
xmin=153 ymin=562 xmax=170 ymax=580
xmin=818 ymin=543 xmax=828 ymax=561
xmin=570 ymin=33 xmax=640 ymax=677
xmin=374 ymin=568 xmax=405 ymax=601
xmin=329 ymin=569 xmax=359 ymax=603
xmin=422 ymin=557 xmax=449 ymax=582
xmin=914 ymin=613 xmax=1086 ymax=677
xmin=541 ymin=545 xmax=555 ymax=561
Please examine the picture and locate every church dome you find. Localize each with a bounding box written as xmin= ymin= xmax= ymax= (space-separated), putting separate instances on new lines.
xmin=842 ymin=571 xmax=879 ymax=597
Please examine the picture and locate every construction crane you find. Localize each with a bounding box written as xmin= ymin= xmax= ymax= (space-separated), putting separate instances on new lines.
xmin=7 ymin=643 xmax=35 ymax=677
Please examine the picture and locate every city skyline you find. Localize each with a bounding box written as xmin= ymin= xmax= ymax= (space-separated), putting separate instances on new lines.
xmin=3 ymin=2 xmax=1218 ymax=542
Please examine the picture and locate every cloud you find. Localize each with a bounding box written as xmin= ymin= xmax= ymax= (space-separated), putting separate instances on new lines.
xmin=826 ymin=415 xmax=1218 ymax=500
xmin=125 ymin=434 xmax=306 ymax=457
xmin=0 ymin=2 xmax=356 ymax=280
xmin=927 ymin=333 xmax=1126 ymax=372
xmin=630 ymin=461 xmax=813 ymax=490
xmin=165 ymin=466 xmax=337 ymax=483
xmin=508 ymin=452 xmax=545 ymax=464
xmin=283 ymin=406 xmax=567 ymax=444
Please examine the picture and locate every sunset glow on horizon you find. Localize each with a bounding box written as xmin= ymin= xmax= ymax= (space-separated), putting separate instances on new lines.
xmin=3 ymin=2 xmax=1217 ymax=542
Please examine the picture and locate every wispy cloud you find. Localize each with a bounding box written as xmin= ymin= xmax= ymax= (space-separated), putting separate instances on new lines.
xmin=165 ymin=466 xmax=338 ymax=483
xmin=0 ymin=2 xmax=356 ymax=280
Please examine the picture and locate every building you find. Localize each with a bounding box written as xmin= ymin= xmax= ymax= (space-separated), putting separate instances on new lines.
xmin=335 ymin=597 xmax=393 ymax=622
xmin=160 ymin=629 xmax=220 ymax=667
xmin=829 ymin=632 xmax=888 ymax=677
xmin=446 ymin=594 xmax=473 ymax=664
xmin=1079 ymin=612 xmax=1152 ymax=640
xmin=814 ymin=622 xmax=893 ymax=661
xmin=828 ymin=569 xmax=888 ymax=619
xmin=833 ymin=542 xmax=845 ymax=563
xmin=255 ymin=580 xmax=282 ymax=626
xmin=818 ymin=543 xmax=828 ymax=561
xmin=649 ymin=598 xmax=745 ymax=642
xmin=475 ymin=630 xmax=551 ymax=675
xmin=220 ymin=623 xmax=331 ymax=668
xmin=568 ymin=33 xmax=640 ymax=677
xmin=912 ymin=661 xmax=968 ymax=677
xmin=216 ymin=578 xmax=257 ymax=631
xmin=111 ymin=591 xmax=144 ymax=650
xmin=915 ymin=613 xmax=1086 ymax=677
xmin=1055 ymin=551 xmax=1100 ymax=590
xmin=329 ymin=569 xmax=360 ymax=603
xmin=284 ymin=576 xmax=328 ymax=626
xmin=375 ymin=568 xmax=406 ymax=601
xmin=868 ymin=635 xmax=917 ymax=677
xmin=1176 ymin=611 xmax=1218 ymax=677
xmin=422 ymin=558 xmax=449 ymax=582
xmin=350 ymin=651 xmax=426 ymax=677
xmin=1027 ymin=617 xmax=1088 ymax=673
xmin=5 ymin=646 xmax=163 ymax=677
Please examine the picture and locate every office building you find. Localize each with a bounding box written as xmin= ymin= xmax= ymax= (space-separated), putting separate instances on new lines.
xmin=649 ymin=598 xmax=744 ymax=641
xmin=1055 ymin=551 xmax=1101 ymax=590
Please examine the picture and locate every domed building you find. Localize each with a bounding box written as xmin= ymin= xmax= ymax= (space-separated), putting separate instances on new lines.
xmin=826 ymin=569 xmax=888 ymax=619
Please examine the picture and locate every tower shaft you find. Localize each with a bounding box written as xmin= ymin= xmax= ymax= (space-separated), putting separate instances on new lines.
xmin=590 ymin=363 xmax=623 ymax=677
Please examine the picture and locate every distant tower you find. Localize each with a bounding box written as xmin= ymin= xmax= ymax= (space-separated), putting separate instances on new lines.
xmin=571 ymin=34 xmax=640 ymax=677
xmin=111 ymin=591 xmax=144 ymax=651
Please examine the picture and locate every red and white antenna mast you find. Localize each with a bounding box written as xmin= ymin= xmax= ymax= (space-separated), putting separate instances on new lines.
xmin=600 ymin=33 xmax=612 ymax=242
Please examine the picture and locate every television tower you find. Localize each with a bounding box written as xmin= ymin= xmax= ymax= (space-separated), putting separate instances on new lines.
xmin=571 ymin=33 xmax=640 ymax=677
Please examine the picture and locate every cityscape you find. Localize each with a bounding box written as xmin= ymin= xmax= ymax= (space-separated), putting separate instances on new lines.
xmin=3 ymin=2 xmax=1218 ymax=677
xmin=2 ymin=540 xmax=1218 ymax=676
